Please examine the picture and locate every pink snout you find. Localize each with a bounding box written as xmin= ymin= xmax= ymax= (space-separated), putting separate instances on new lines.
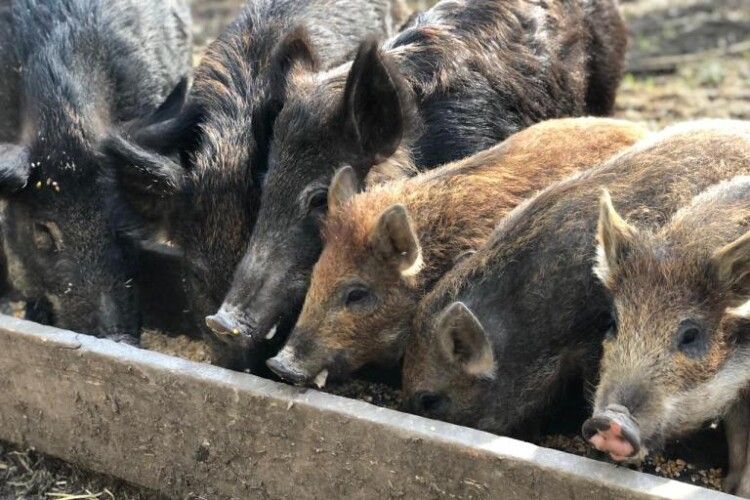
xmin=582 ymin=405 xmax=641 ymax=462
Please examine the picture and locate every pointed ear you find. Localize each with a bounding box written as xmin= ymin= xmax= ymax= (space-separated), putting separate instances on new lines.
xmin=268 ymin=26 xmax=319 ymax=101
xmin=101 ymin=133 xmax=185 ymax=222
xmin=713 ymin=230 xmax=750 ymax=296
xmin=0 ymin=144 xmax=31 ymax=195
xmin=328 ymin=165 xmax=360 ymax=213
xmin=437 ymin=302 xmax=495 ymax=379
xmin=342 ymin=38 xmax=410 ymax=171
xmin=369 ymin=204 xmax=422 ymax=276
xmin=128 ymin=93 xmax=203 ymax=156
xmin=594 ymin=190 xmax=638 ymax=284
xmin=150 ymin=77 xmax=190 ymax=125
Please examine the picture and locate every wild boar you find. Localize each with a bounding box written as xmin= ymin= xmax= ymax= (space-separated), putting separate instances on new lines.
xmin=583 ymin=177 xmax=750 ymax=497
xmin=104 ymin=0 xmax=408 ymax=367
xmin=265 ymin=118 xmax=648 ymax=385
xmin=212 ymin=0 xmax=629 ymax=352
xmin=0 ymin=0 xmax=192 ymax=342
xmin=401 ymin=120 xmax=750 ymax=438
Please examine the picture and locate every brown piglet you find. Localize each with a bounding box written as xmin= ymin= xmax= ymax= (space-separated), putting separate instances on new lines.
xmin=266 ymin=117 xmax=649 ymax=385
xmin=584 ymin=176 xmax=750 ymax=497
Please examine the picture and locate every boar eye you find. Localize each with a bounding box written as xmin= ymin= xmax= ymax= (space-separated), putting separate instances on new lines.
xmin=344 ymin=286 xmax=372 ymax=308
xmin=676 ymin=320 xmax=707 ymax=357
xmin=32 ymin=221 xmax=61 ymax=253
xmin=307 ymin=189 xmax=328 ymax=214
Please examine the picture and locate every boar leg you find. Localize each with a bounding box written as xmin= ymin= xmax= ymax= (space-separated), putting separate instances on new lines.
xmin=725 ymin=398 xmax=750 ymax=495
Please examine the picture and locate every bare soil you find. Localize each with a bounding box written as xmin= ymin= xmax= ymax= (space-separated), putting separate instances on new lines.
xmin=4 ymin=0 xmax=749 ymax=497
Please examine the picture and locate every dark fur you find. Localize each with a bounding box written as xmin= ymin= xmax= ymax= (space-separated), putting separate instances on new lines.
xmin=269 ymin=118 xmax=647 ymax=385
xmin=402 ymin=121 xmax=750 ymax=436
xmin=105 ymin=0 xmax=407 ymax=368
xmin=220 ymin=0 xmax=628 ymax=353
xmin=0 ymin=0 xmax=19 ymax=143
xmin=0 ymin=0 xmax=191 ymax=340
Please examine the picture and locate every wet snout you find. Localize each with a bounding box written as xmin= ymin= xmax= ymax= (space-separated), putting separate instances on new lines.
xmin=582 ymin=405 xmax=642 ymax=461
xmin=206 ymin=306 xmax=243 ymax=337
xmin=205 ymin=304 xmax=271 ymax=346
xmin=267 ymin=346 xmax=317 ymax=385
xmin=265 ymin=334 xmax=335 ymax=388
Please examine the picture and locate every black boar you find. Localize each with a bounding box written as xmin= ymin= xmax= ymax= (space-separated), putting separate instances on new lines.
xmin=583 ymin=177 xmax=750 ymax=497
xmin=401 ymin=120 xmax=750 ymax=438
xmin=265 ymin=118 xmax=648 ymax=385
xmin=104 ymin=0 xmax=407 ymax=367
xmin=0 ymin=0 xmax=192 ymax=342
xmin=213 ymin=0 xmax=629 ymax=354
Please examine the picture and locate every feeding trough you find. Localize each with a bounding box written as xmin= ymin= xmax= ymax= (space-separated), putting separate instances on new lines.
xmin=0 ymin=315 xmax=734 ymax=499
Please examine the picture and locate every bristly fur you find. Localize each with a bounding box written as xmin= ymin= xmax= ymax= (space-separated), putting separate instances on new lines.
xmin=404 ymin=120 xmax=750 ymax=436
xmin=219 ymin=0 xmax=628 ymax=361
xmin=0 ymin=0 xmax=192 ymax=340
xmin=281 ymin=118 xmax=647 ymax=382
xmin=107 ymin=0 xmax=408 ymax=369
xmin=593 ymin=177 xmax=750 ymax=443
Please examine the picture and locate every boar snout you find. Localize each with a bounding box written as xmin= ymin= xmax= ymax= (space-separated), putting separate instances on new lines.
xmin=206 ymin=305 xmax=266 ymax=345
xmin=97 ymin=292 xmax=139 ymax=341
xmin=266 ymin=347 xmax=316 ymax=386
xmin=206 ymin=306 xmax=244 ymax=337
xmin=582 ymin=405 xmax=642 ymax=461
xmin=223 ymin=248 xmax=303 ymax=342
xmin=404 ymin=391 xmax=449 ymax=417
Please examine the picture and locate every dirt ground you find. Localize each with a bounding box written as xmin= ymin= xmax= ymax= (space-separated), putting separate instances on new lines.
xmin=0 ymin=443 xmax=167 ymax=500
xmin=3 ymin=0 xmax=749 ymax=498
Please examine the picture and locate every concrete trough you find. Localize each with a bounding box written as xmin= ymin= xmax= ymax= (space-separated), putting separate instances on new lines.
xmin=0 ymin=315 xmax=736 ymax=499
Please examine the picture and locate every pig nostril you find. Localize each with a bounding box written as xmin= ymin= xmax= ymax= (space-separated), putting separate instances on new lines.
xmin=582 ymin=416 xmax=612 ymax=441
xmin=412 ymin=391 xmax=447 ymax=414
xmin=266 ymin=356 xmax=308 ymax=385
xmin=206 ymin=312 xmax=240 ymax=337
xmin=582 ymin=411 xmax=641 ymax=459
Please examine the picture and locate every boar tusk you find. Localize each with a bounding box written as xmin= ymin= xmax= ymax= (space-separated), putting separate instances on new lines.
xmin=265 ymin=324 xmax=278 ymax=340
xmin=313 ymin=369 xmax=329 ymax=389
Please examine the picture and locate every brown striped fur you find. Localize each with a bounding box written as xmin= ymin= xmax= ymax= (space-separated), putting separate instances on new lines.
xmin=401 ymin=120 xmax=750 ymax=436
xmin=592 ymin=177 xmax=750 ymax=492
xmin=270 ymin=118 xmax=648 ymax=383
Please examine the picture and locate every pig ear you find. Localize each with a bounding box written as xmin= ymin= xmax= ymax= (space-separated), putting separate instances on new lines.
xmin=437 ymin=302 xmax=495 ymax=379
xmin=128 ymin=80 xmax=203 ymax=155
xmin=101 ymin=133 xmax=186 ymax=222
xmin=0 ymin=144 xmax=31 ymax=196
xmin=594 ymin=190 xmax=638 ymax=284
xmin=269 ymin=26 xmax=319 ymax=100
xmin=369 ymin=204 xmax=422 ymax=276
xmin=101 ymin=76 xmax=196 ymax=209
xmin=149 ymin=76 xmax=190 ymax=126
xmin=342 ymin=39 xmax=411 ymax=172
xmin=713 ymin=230 xmax=750 ymax=299
xmin=328 ymin=165 xmax=360 ymax=213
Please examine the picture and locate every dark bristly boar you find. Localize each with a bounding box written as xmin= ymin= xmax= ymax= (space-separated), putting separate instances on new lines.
xmin=212 ymin=0 xmax=629 ymax=349
xmin=266 ymin=118 xmax=649 ymax=385
xmin=104 ymin=0 xmax=407 ymax=367
xmin=402 ymin=120 xmax=750 ymax=437
xmin=583 ymin=177 xmax=750 ymax=497
xmin=0 ymin=0 xmax=192 ymax=342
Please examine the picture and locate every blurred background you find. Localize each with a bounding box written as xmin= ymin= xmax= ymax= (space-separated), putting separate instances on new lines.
xmin=190 ymin=0 xmax=750 ymax=128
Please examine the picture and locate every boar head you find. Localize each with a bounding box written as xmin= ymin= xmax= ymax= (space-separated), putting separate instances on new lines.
xmin=584 ymin=189 xmax=750 ymax=462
